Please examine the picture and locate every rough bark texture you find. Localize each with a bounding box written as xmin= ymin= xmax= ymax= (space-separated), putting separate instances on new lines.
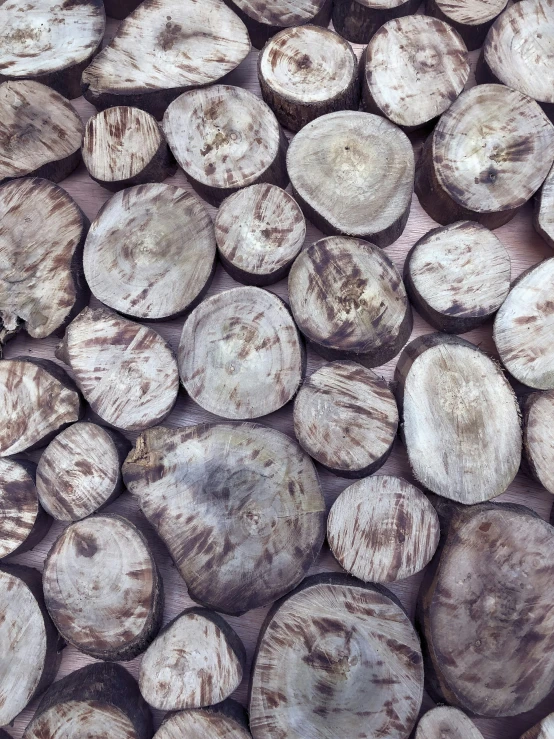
xmin=123 ymin=423 xmax=325 ymax=615
xmin=535 ymin=160 xmax=554 ymax=248
xmin=154 ymin=701 xmax=252 ymax=738
xmin=523 ymin=390 xmax=554 ymax=495
xmin=332 ymin=0 xmax=421 ymax=43
xmin=520 ymin=713 xmax=554 ymax=739
xmin=415 ymin=707 xmax=484 ymax=738
xmin=425 ymin=0 xmax=507 ymax=50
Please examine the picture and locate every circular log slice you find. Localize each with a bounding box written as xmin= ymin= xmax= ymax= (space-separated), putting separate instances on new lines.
xmin=521 ymin=714 xmax=554 ymax=739
xmin=415 ymin=84 xmax=554 ymax=229
xmin=293 ymin=360 xmax=398 ymax=477
xmin=215 ymin=184 xmax=305 ymax=285
xmin=179 ymin=287 xmax=304 ymax=419
xmin=139 ymin=607 xmax=245 ymax=710
xmin=154 ymin=701 xmax=251 ymax=739
xmin=535 ymin=161 xmax=554 ymax=248
xmin=122 ymin=423 xmax=325 ymax=615
xmin=426 ymin=0 xmax=507 ymax=50
xmin=43 ymin=513 xmax=163 ymax=661
xmin=288 ymin=236 xmax=412 ymax=366
xmin=332 ymin=0 xmax=421 ymax=44
xmin=524 ymin=390 xmax=554 ymax=495
xmin=287 ymin=111 xmax=414 ymax=246
xmin=415 ymin=707 xmax=484 ymax=738
xmin=327 ymin=475 xmax=440 ymax=582
xmin=250 ymin=572 xmax=423 ymax=739
xmin=404 ymin=221 xmax=511 ymax=333
xmin=363 ymin=16 xmax=469 ymax=130
xmin=83 ymin=184 xmax=215 ymax=320
xmin=258 ymin=26 xmax=359 ymax=132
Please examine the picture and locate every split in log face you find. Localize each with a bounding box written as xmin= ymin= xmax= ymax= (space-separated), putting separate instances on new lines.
xmin=524 ymin=391 xmax=554 ymax=495
xmin=249 ymin=572 xmax=424 ymax=739
xmin=179 ymin=287 xmax=304 ymax=420
xmin=288 ymin=236 xmax=412 ymax=366
xmin=43 ymin=513 xmax=163 ymax=661
xmin=56 ymin=307 xmax=179 ymax=431
xmin=139 ymin=607 xmax=245 ymax=710
xmin=327 ymin=475 xmax=440 ymax=583
xmin=154 ymin=701 xmax=251 ymax=739
xmin=535 ymin=161 xmax=554 ymax=248
xmin=81 ymin=0 xmax=251 ymax=118
xmin=425 ymin=0 xmax=507 ymax=50
xmin=163 ymin=86 xmax=288 ymax=206
xmin=122 ymin=423 xmax=325 ymax=615
xmin=0 ymin=81 xmax=83 ymax=184
xmin=363 ymin=16 xmax=469 ymax=130
xmin=404 ymin=221 xmax=511 ymax=333
xmin=287 ymin=111 xmax=414 ymax=246
xmin=395 ymin=333 xmax=521 ymax=504
xmin=215 ymin=184 xmax=305 ymax=285
xmin=494 ymin=258 xmax=554 ymax=389
xmin=83 ymin=185 xmax=215 ymax=320
xmin=521 ymin=713 xmax=554 ymax=739
xmin=36 ymin=422 xmax=131 ymax=522
xmin=293 ymin=360 xmax=398 ymax=477
xmin=258 ymin=26 xmax=359 ymax=132
xmin=418 ymin=502 xmax=554 ymax=716
xmin=332 ymin=0 xmax=421 ymax=44
xmin=415 ymin=84 xmax=554 ymax=229
xmin=415 ymin=707 xmax=484 ymax=739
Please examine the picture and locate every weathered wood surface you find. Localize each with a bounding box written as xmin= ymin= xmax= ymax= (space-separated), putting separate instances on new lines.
xmin=153 ymin=701 xmax=251 ymax=738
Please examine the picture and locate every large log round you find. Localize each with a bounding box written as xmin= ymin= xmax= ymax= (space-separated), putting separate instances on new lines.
xmin=332 ymin=0 xmax=421 ymax=44
xmin=154 ymin=701 xmax=251 ymax=739
xmin=415 ymin=707 xmax=484 ymax=738
xmin=523 ymin=390 xmax=554 ymax=495
xmin=425 ymin=0 xmax=507 ymax=50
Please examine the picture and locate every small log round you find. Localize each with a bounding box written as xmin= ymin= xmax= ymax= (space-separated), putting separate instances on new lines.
xmin=425 ymin=0 xmax=507 ymax=50
xmin=494 ymin=258 xmax=554 ymax=389
xmin=363 ymin=16 xmax=469 ymax=130
xmin=332 ymin=0 xmax=421 ymax=44
xmin=83 ymin=184 xmax=216 ymax=320
xmin=163 ymin=85 xmax=288 ymax=206
xmin=179 ymin=287 xmax=304 ymax=420
xmin=43 ymin=513 xmax=163 ymax=661
xmin=535 ymin=161 xmax=554 ymax=249
xmin=56 ymin=306 xmax=179 ymax=431
xmin=327 ymin=475 xmax=440 ymax=583
xmin=123 ymin=423 xmax=325 ymax=615
xmin=288 ymin=236 xmax=412 ymax=366
xmin=415 ymin=84 xmax=554 ymax=229
xmin=0 ymin=81 xmax=83 ymax=184
xmin=404 ymin=221 xmax=511 ymax=333
xmin=250 ymin=573 xmax=423 ymax=739
xmin=139 ymin=607 xmax=245 ymax=710
xmin=287 ymin=111 xmax=414 ymax=246
xmin=524 ymin=390 xmax=554 ymax=495
xmin=521 ymin=714 xmax=554 ymax=739
xmin=36 ymin=422 xmax=131 ymax=522
xmin=215 ymin=184 xmax=305 ymax=285
xmin=154 ymin=701 xmax=251 ymax=739
xmin=258 ymin=26 xmax=359 ymax=132
xmin=293 ymin=360 xmax=398 ymax=477
xmin=415 ymin=707 xmax=484 ymax=739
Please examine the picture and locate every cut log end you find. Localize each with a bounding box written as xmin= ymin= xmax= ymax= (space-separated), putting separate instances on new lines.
xmin=154 ymin=701 xmax=251 ymax=738
xmin=426 ymin=0 xmax=507 ymax=50
xmin=524 ymin=390 xmax=554 ymax=495
xmin=332 ymin=0 xmax=421 ymax=44
xmin=415 ymin=707 xmax=484 ymax=738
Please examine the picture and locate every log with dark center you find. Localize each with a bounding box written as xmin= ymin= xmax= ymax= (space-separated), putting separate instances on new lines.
xmin=178 ymin=287 xmax=304 ymax=419
xmin=362 ymin=16 xmax=469 ymax=130
xmin=415 ymin=84 xmax=554 ymax=229
xmin=521 ymin=713 xmax=554 ymax=739
xmin=425 ymin=0 xmax=507 ymax=50
xmin=122 ymin=423 xmax=325 ymax=615
xmin=83 ymin=184 xmax=215 ymax=319
xmin=288 ymin=236 xmax=412 ymax=366
xmin=332 ymin=0 xmax=421 ymax=43
xmin=43 ymin=513 xmax=163 ymax=661
xmin=82 ymin=0 xmax=251 ymax=118
xmin=163 ymin=85 xmax=288 ymax=206
xmin=404 ymin=221 xmax=511 ymax=333
xmin=415 ymin=707 xmax=484 ymax=738
xmin=535 ymin=161 xmax=554 ymax=248
xmin=154 ymin=701 xmax=251 ymax=739
xmin=293 ymin=360 xmax=398 ymax=477
xmin=287 ymin=111 xmax=414 ymax=246
xmin=249 ymin=573 xmax=423 ymax=739
xmin=523 ymin=390 xmax=554 ymax=495
xmin=395 ymin=334 xmax=521 ymax=503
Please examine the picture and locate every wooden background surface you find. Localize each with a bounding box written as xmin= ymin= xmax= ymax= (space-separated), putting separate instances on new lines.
xmin=4 ymin=14 xmax=554 ymax=739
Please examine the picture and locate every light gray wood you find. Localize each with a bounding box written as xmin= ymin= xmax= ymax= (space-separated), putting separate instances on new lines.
xmin=535 ymin=160 xmax=554 ymax=248
xmin=524 ymin=391 xmax=554 ymax=495
xmin=426 ymin=0 xmax=507 ymax=50
xmin=154 ymin=702 xmax=251 ymax=739
xmin=416 ymin=707 xmax=484 ymax=739
xmin=0 ymin=459 xmax=50 ymax=559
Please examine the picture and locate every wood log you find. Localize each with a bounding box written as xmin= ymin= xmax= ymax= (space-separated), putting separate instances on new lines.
xmin=293 ymin=360 xmax=398 ymax=477
xmin=163 ymin=85 xmax=288 ymax=206
xmin=520 ymin=713 xmax=554 ymax=739
xmin=332 ymin=0 xmax=421 ymax=43
xmin=154 ymin=700 xmax=251 ymax=739
xmin=395 ymin=334 xmax=521 ymax=503
xmin=215 ymin=184 xmax=305 ymax=285
xmin=43 ymin=513 xmax=163 ymax=661
xmin=415 ymin=707 xmax=484 ymax=738
xmin=249 ymin=572 xmax=423 ymax=739
xmin=0 ymin=0 xmax=104 ymax=99
xmin=122 ymin=423 xmax=325 ymax=615
xmin=0 ymin=81 xmax=83 ymax=184
xmin=104 ymin=0 xmax=142 ymax=20
xmin=0 ymin=358 xmax=83 ymax=457
xmin=415 ymin=84 xmax=554 ymax=229
xmin=0 ymin=564 xmax=61 ymax=726
xmin=178 ymin=287 xmax=304 ymax=419
xmin=425 ymin=0 xmax=507 ymax=50
xmin=139 ymin=607 xmax=245 ymax=710
xmin=288 ymin=235 xmax=412 ymax=366
xmin=56 ymin=306 xmax=179 ymax=431
xmin=287 ymin=111 xmax=414 ymax=246
xmin=36 ymin=421 xmax=131 ymax=522
xmin=362 ymin=16 xmax=469 ymax=130
xmin=404 ymin=221 xmax=511 ymax=333
xmin=327 ymin=475 xmax=439 ymax=582
xmin=535 ymin=161 xmax=554 ymax=248
xmin=523 ymin=390 xmax=554 ymax=495
xmin=418 ymin=501 xmax=554 ymax=716
xmin=83 ymin=184 xmax=215 ymax=319
xmin=258 ymin=26 xmax=359 ymax=132
xmin=81 ymin=0 xmax=251 ymax=118
xmin=493 ymin=258 xmax=554 ymax=389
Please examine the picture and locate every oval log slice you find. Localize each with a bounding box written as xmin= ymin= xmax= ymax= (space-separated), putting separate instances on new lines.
xmin=523 ymin=390 xmax=554 ymax=495
xmin=425 ymin=0 xmax=507 ymax=50
xmin=332 ymin=0 xmax=421 ymax=43
xmin=415 ymin=707 xmax=484 ymax=738
xmin=154 ymin=701 xmax=251 ymax=739
xmin=535 ymin=160 xmax=554 ymax=248
xmin=521 ymin=714 xmax=554 ymax=739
